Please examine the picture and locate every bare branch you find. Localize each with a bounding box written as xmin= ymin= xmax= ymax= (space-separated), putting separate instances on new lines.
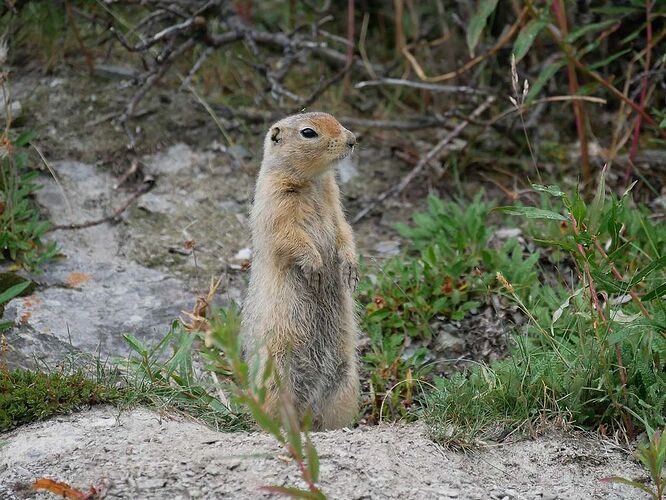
xmin=49 ymin=177 xmax=155 ymax=232
xmin=355 ymin=78 xmax=489 ymax=96
xmin=352 ymin=96 xmax=496 ymax=224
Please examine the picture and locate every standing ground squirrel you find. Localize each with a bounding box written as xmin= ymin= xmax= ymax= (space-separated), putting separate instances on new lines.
xmin=241 ymin=112 xmax=360 ymax=430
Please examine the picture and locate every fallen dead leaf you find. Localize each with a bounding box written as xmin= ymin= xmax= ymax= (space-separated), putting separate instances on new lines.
xmin=32 ymin=478 xmax=99 ymax=500
xmin=22 ymin=295 xmax=42 ymax=308
xmin=66 ymin=272 xmax=92 ymax=288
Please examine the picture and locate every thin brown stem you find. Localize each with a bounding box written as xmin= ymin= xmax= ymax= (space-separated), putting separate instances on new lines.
xmin=552 ymin=0 xmax=590 ymax=188
xmin=403 ymin=7 xmax=529 ymax=83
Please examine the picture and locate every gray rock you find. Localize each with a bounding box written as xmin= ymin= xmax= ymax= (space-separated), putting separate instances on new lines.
xmin=137 ymin=192 xmax=175 ymax=214
xmin=144 ymin=143 xmax=201 ymax=175
xmin=2 ymin=161 xmax=192 ymax=367
xmin=433 ymin=329 xmax=465 ymax=354
xmin=374 ymin=240 xmax=401 ymax=256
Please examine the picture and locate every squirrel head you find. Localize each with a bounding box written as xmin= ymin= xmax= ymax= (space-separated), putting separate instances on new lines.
xmin=263 ymin=112 xmax=356 ymax=177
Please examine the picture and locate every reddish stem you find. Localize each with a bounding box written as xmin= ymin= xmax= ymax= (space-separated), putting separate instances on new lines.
xmin=347 ymin=0 xmax=355 ymax=66
xmin=625 ymin=0 xmax=653 ymax=182
xmin=552 ymin=0 xmax=590 ymax=188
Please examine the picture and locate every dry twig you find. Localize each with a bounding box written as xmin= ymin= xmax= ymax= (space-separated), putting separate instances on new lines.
xmin=49 ymin=177 xmax=155 ymax=232
xmin=352 ymin=96 xmax=495 ymax=224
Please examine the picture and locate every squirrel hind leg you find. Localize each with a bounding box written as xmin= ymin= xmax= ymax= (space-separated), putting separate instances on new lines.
xmin=319 ymin=372 xmax=360 ymax=430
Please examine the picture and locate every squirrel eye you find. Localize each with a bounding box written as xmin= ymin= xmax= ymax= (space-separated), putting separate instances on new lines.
xmin=300 ymin=128 xmax=318 ymax=139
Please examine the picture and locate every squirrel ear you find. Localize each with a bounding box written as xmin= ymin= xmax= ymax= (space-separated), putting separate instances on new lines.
xmin=270 ymin=127 xmax=281 ymax=144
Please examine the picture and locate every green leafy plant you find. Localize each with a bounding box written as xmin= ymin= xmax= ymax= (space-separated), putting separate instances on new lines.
xmin=358 ymin=194 xmax=541 ymax=422
xmin=202 ymin=304 xmax=326 ymax=499
xmin=426 ymin=175 xmax=666 ymax=446
xmin=603 ymin=426 xmax=666 ymax=499
xmin=0 ymin=130 xmax=58 ymax=271
xmin=466 ymin=0 xmax=666 ymax=185
xmin=121 ymin=322 xmax=246 ymax=432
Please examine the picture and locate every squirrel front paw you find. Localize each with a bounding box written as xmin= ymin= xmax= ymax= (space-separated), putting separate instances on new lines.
xmin=298 ymin=254 xmax=324 ymax=292
xmin=341 ymin=261 xmax=359 ymax=291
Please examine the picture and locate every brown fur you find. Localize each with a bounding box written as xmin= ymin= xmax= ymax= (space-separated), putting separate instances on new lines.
xmin=241 ymin=112 xmax=360 ymax=430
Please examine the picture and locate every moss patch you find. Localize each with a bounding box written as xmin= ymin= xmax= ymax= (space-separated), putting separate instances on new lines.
xmin=0 ymin=369 xmax=120 ymax=432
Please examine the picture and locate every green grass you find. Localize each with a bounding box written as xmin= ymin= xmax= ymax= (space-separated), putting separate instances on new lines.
xmin=0 ymin=369 xmax=120 ymax=432
xmin=0 ymin=319 xmax=251 ymax=433
xmin=119 ymin=320 xmax=251 ymax=432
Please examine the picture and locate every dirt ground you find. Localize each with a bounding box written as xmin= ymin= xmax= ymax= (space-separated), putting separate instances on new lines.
xmin=0 ymin=406 xmax=647 ymax=499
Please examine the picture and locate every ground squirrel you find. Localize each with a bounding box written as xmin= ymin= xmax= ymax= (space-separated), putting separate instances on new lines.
xmin=241 ymin=112 xmax=360 ymax=430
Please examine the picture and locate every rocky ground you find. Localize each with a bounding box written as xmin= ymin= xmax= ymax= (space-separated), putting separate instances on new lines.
xmin=0 ymin=66 xmax=654 ymax=499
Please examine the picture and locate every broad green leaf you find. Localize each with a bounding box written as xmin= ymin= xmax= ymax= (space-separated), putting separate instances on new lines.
xmin=306 ymin=435 xmax=320 ymax=483
xmin=122 ymin=333 xmax=148 ymax=357
xmin=286 ymin=421 xmax=304 ymax=458
xmin=15 ymin=130 xmax=37 ymax=147
xmin=494 ymin=206 xmax=567 ymax=221
xmin=660 ymin=116 xmax=666 ymax=129
xmin=239 ymin=394 xmax=284 ymax=439
xmin=466 ymin=0 xmax=499 ymax=55
xmin=588 ymin=48 xmax=632 ymax=71
xmin=630 ymin=255 xmax=666 ymax=286
xmin=526 ymin=60 xmax=565 ymax=102
xmin=566 ymin=20 xmax=617 ymax=44
xmin=513 ymin=19 xmax=547 ymax=62
xmin=642 ymin=282 xmax=666 ymax=302
xmin=531 ymin=184 xmax=564 ymax=197
xmin=0 ymin=281 xmax=31 ymax=304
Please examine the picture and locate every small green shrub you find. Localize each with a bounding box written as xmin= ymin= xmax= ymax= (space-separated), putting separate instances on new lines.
xmin=358 ymin=193 xmax=540 ymax=422
xmin=121 ymin=321 xmax=247 ymax=432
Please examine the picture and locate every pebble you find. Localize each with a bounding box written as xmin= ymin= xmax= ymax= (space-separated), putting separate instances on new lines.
xmin=138 ymin=478 xmax=166 ymax=489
